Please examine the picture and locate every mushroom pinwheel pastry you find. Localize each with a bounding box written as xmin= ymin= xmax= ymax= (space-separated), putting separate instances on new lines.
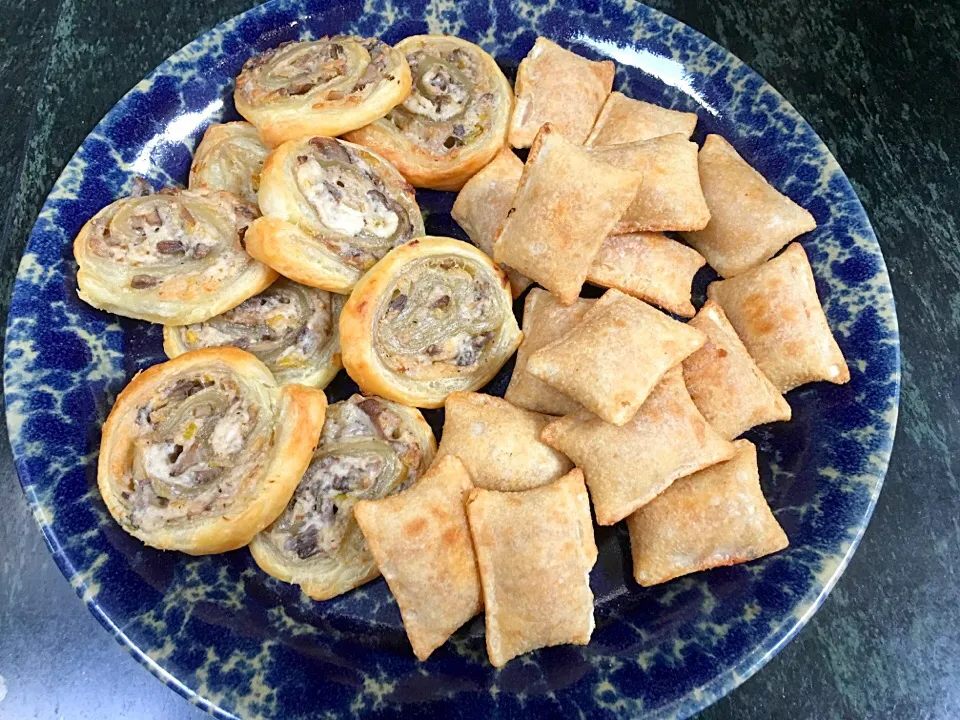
xmin=74 ymin=187 xmax=276 ymax=325
xmin=234 ymin=36 xmax=412 ymax=147
xmin=344 ymin=35 xmax=513 ymax=191
xmin=244 ymin=136 xmax=425 ymax=293
xmin=97 ymin=347 xmax=327 ymax=555
xmin=189 ymin=122 xmax=270 ymax=206
xmin=163 ymin=278 xmax=344 ymax=390
xmin=339 ymin=237 xmax=522 ymax=408
xmin=249 ymin=394 xmax=436 ymax=600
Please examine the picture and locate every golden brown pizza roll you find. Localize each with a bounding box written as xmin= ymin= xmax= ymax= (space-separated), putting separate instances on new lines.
xmin=450 ymin=147 xmax=531 ymax=297
xmin=586 ymin=232 xmax=705 ymax=318
xmin=466 ymin=469 xmax=597 ymax=667
xmin=541 ymin=367 xmax=737 ymax=525
xmin=508 ymin=37 xmax=614 ymax=148
xmin=627 ymin=439 xmax=788 ymax=586
xmin=585 ymin=92 xmax=698 ymax=147
xmin=436 ymin=392 xmax=573 ymax=491
xmin=234 ymin=36 xmax=412 ymax=147
xmin=74 ymin=187 xmax=275 ymax=325
xmin=97 ymin=347 xmax=327 ymax=555
xmin=343 ymin=35 xmax=514 ymax=191
xmin=339 ymin=237 xmax=522 ymax=409
xmin=493 ymin=124 xmax=643 ymax=304
xmin=249 ymin=394 xmax=436 ymax=600
xmin=244 ymin=136 xmax=424 ymax=294
xmin=504 ymin=289 xmax=595 ymax=416
xmin=682 ymin=299 xmax=791 ymax=439
xmin=188 ymin=122 xmax=270 ymax=206
xmin=706 ymin=243 xmax=849 ymax=392
xmin=527 ymin=289 xmax=706 ymax=426
xmin=587 ymin=133 xmax=710 ymax=233
xmin=163 ymin=278 xmax=343 ymax=390
xmin=354 ymin=455 xmax=481 ymax=661
xmin=683 ymin=134 xmax=817 ymax=277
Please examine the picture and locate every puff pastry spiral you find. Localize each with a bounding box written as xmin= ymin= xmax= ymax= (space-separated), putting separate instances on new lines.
xmin=163 ymin=278 xmax=343 ymax=389
xmin=344 ymin=35 xmax=513 ymax=191
xmin=249 ymin=394 xmax=436 ymax=600
xmin=97 ymin=347 xmax=327 ymax=555
xmin=339 ymin=237 xmax=522 ymax=408
xmin=235 ymin=36 xmax=412 ymax=147
xmin=189 ymin=121 xmax=270 ymax=206
xmin=74 ymin=187 xmax=276 ymax=325
xmin=245 ymin=136 xmax=425 ymax=293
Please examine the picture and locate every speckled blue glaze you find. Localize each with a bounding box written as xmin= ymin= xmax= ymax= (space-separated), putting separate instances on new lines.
xmin=3 ymin=0 xmax=899 ymax=718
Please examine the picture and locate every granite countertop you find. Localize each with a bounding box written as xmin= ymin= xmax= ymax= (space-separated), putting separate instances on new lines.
xmin=1 ymin=1 xmax=957 ymax=718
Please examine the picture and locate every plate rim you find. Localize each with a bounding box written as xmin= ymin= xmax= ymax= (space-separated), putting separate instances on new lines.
xmin=3 ymin=1 xmax=901 ymax=718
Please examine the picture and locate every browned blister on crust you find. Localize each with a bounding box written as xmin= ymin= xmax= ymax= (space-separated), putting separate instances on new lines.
xmin=493 ymin=125 xmax=643 ymax=305
xmin=466 ymin=469 xmax=597 ymax=667
xmin=587 ymin=232 xmax=705 ymax=318
xmin=451 ymin=148 xmax=532 ymax=297
xmin=437 ymin=392 xmax=573 ymax=491
xmin=683 ymin=134 xmax=817 ymax=278
xmin=706 ymin=243 xmax=849 ymax=393
xmin=627 ymin=440 xmax=788 ymax=586
xmin=354 ymin=455 xmax=481 ymax=661
xmin=526 ymin=289 xmax=706 ymax=426
xmin=585 ymin=92 xmax=698 ymax=147
xmin=682 ymin=299 xmax=791 ymax=439
xmin=509 ymin=37 xmax=614 ymax=148
xmin=504 ymin=289 xmax=596 ymax=416
xmin=541 ymin=367 xmax=737 ymax=525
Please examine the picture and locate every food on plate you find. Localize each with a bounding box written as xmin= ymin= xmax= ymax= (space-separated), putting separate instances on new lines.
xmin=450 ymin=147 xmax=531 ymax=297
xmin=74 ymin=186 xmax=275 ymax=325
xmin=80 ymin=25 xmax=850 ymax=669
xmin=96 ymin=347 xmax=326 ymax=554
xmin=493 ymin=124 xmax=643 ymax=305
xmin=627 ymin=440 xmax=789 ymax=586
xmin=188 ymin=121 xmax=270 ymax=206
xmin=541 ymin=367 xmax=736 ymax=526
xmin=436 ymin=392 xmax=572 ymax=491
xmin=243 ymin=136 xmax=424 ymax=293
xmin=526 ymin=289 xmax=706 ymax=426
xmin=508 ymin=36 xmax=614 ymax=148
xmin=586 ymin=232 xmax=705 ymax=318
xmin=682 ymin=299 xmax=791 ymax=439
xmin=683 ymin=134 xmax=817 ymax=278
xmin=466 ymin=469 xmax=597 ymax=667
xmin=234 ymin=36 xmax=411 ymax=147
xmin=587 ymin=133 xmax=710 ymax=233
xmin=249 ymin=394 xmax=436 ymax=600
xmin=504 ymin=290 xmax=595 ymax=416
xmin=339 ymin=236 xmax=522 ymax=408
xmin=707 ymin=242 xmax=849 ymax=392
xmin=354 ymin=455 xmax=480 ymax=661
xmin=344 ymin=35 xmax=514 ymax=191
xmin=585 ymin=91 xmax=698 ymax=146
xmin=163 ymin=278 xmax=344 ymax=389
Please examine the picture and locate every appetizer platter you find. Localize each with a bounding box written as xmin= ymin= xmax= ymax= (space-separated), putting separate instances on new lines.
xmin=3 ymin=1 xmax=900 ymax=718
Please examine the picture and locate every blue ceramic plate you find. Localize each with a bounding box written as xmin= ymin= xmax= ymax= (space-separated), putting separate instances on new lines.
xmin=4 ymin=1 xmax=900 ymax=718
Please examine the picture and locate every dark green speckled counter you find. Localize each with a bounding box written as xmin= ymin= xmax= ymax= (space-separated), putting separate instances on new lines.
xmin=0 ymin=1 xmax=957 ymax=718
